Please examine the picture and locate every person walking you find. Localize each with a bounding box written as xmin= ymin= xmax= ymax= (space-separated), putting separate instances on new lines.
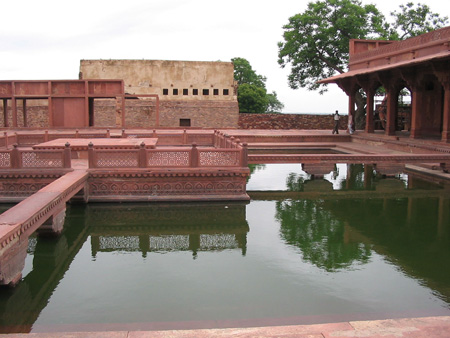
xmin=332 ymin=110 xmax=340 ymax=134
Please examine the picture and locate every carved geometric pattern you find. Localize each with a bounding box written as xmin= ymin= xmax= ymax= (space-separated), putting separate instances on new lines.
xmin=148 ymin=151 xmax=190 ymax=166
xmin=99 ymin=236 xmax=140 ymax=251
xmin=149 ymin=235 xmax=190 ymax=251
xmin=199 ymin=234 xmax=239 ymax=250
xmin=89 ymin=177 xmax=247 ymax=196
xmin=0 ymin=152 xmax=11 ymax=168
xmin=96 ymin=234 xmax=239 ymax=252
xmin=96 ymin=151 xmax=138 ymax=167
xmin=0 ymin=182 xmax=50 ymax=197
xmin=21 ymin=152 xmax=63 ymax=168
xmin=199 ymin=150 xmax=240 ymax=166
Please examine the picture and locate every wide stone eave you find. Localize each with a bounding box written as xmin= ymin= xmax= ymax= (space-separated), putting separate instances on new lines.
xmin=318 ymin=50 xmax=450 ymax=84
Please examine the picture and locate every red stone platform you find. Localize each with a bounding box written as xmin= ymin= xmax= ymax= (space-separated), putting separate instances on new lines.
xmin=2 ymin=316 xmax=449 ymax=337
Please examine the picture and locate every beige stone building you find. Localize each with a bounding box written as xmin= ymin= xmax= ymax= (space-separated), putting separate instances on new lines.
xmin=79 ymin=60 xmax=239 ymax=128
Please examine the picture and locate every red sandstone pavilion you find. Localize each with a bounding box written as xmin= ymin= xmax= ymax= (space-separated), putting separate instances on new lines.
xmin=0 ymin=28 xmax=449 ymax=286
xmin=320 ymin=25 xmax=450 ymax=142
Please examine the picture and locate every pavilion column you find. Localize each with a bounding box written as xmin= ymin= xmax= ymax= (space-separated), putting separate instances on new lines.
xmin=2 ymin=99 xmax=8 ymax=128
xmin=385 ymin=88 xmax=398 ymax=136
xmin=356 ymin=76 xmax=379 ymax=134
xmin=11 ymin=81 xmax=18 ymax=128
xmin=11 ymin=97 xmax=17 ymax=128
xmin=435 ymin=72 xmax=450 ymax=142
xmin=365 ymin=88 xmax=375 ymax=133
xmin=22 ymin=99 xmax=27 ymax=127
xmin=410 ymin=87 xmax=424 ymax=139
xmin=337 ymin=78 xmax=359 ymax=133
xmin=348 ymin=94 xmax=355 ymax=132
xmin=401 ymin=68 xmax=425 ymax=140
xmin=442 ymin=83 xmax=450 ymax=142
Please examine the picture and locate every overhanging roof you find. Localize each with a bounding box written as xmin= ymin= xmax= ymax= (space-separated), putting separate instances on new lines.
xmin=318 ymin=50 xmax=450 ymax=84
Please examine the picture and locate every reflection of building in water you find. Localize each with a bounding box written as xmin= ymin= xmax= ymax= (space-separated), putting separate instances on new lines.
xmin=0 ymin=206 xmax=90 ymax=333
xmin=88 ymin=203 xmax=249 ymax=257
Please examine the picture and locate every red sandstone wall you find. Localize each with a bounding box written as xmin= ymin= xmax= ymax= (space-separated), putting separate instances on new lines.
xmin=238 ymin=113 xmax=348 ymax=130
xmin=93 ymin=99 xmax=239 ymax=128
xmin=1 ymin=106 xmax=350 ymax=131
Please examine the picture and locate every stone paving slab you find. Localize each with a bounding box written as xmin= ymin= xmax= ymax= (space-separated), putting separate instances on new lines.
xmin=2 ymin=316 xmax=449 ymax=338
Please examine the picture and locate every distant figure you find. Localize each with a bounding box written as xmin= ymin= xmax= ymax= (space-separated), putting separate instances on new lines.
xmin=332 ymin=110 xmax=340 ymax=134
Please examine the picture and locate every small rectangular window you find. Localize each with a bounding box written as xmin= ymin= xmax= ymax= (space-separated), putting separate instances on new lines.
xmin=183 ymin=89 xmax=189 ymax=95
xmin=193 ymin=89 xmax=198 ymax=95
xmin=173 ymin=88 xmax=178 ymax=95
xmin=180 ymin=118 xmax=191 ymax=127
xmin=213 ymin=89 xmax=219 ymax=95
xmin=223 ymin=89 xmax=229 ymax=95
xmin=163 ymin=88 xmax=169 ymax=95
xmin=203 ymin=89 xmax=209 ymax=95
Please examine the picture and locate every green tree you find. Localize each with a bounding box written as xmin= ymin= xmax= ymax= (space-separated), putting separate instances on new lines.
xmin=237 ymin=83 xmax=269 ymax=114
xmin=232 ymin=57 xmax=267 ymax=88
xmin=388 ymin=2 xmax=449 ymax=40
xmin=232 ymin=57 xmax=284 ymax=114
xmin=277 ymin=0 xmax=448 ymax=127
xmin=277 ymin=0 xmax=384 ymax=93
xmin=266 ymin=91 xmax=285 ymax=113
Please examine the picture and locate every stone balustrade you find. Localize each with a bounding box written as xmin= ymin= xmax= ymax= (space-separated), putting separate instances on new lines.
xmin=87 ymin=142 xmax=248 ymax=169
xmin=0 ymin=144 xmax=71 ymax=170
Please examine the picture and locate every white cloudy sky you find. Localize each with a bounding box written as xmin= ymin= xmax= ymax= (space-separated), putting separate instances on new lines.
xmin=1 ymin=0 xmax=449 ymax=114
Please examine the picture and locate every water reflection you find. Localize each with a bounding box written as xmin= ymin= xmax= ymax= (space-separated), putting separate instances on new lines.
xmin=0 ymin=206 xmax=90 ymax=333
xmin=276 ymin=199 xmax=372 ymax=272
xmin=0 ymin=164 xmax=449 ymax=332
xmin=88 ymin=203 xmax=249 ymax=258
xmin=0 ymin=203 xmax=249 ymax=332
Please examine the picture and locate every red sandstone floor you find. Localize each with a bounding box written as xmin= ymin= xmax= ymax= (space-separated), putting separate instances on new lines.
xmin=2 ymin=316 xmax=450 ymax=337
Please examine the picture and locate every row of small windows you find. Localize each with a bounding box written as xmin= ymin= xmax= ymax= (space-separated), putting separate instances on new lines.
xmin=163 ymin=88 xmax=229 ymax=96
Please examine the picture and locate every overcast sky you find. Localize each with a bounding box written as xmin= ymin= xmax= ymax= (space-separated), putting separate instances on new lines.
xmin=1 ymin=0 xmax=449 ymax=114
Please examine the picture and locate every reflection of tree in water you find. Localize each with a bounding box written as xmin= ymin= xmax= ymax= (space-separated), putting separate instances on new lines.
xmin=286 ymin=172 xmax=306 ymax=191
xmin=275 ymin=199 xmax=371 ymax=272
xmin=247 ymin=164 xmax=266 ymax=181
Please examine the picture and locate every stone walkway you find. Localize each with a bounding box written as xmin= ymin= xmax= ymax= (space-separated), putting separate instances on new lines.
xmin=2 ymin=316 xmax=450 ymax=337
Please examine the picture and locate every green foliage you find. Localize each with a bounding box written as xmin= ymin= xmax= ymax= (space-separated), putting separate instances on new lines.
xmin=277 ymin=0 xmax=448 ymax=93
xmin=237 ymin=83 xmax=269 ymax=114
xmin=232 ymin=57 xmax=267 ymax=88
xmin=232 ymin=57 xmax=284 ymax=113
xmin=278 ymin=0 xmax=385 ymax=93
xmin=388 ymin=2 xmax=449 ymax=39
xmin=266 ymin=91 xmax=285 ymax=113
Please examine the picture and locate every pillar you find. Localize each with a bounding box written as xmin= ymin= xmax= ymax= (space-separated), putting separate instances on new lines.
xmin=385 ymin=89 xmax=398 ymax=136
xmin=37 ymin=207 xmax=66 ymax=237
xmin=2 ymin=99 xmax=8 ymax=127
xmin=0 ymin=236 xmax=28 ymax=286
xmin=442 ymin=84 xmax=450 ymax=142
xmin=365 ymin=88 xmax=375 ymax=133
xmin=348 ymin=94 xmax=355 ymax=132
xmin=22 ymin=99 xmax=27 ymax=127
xmin=410 ymin=87 xmax=424 ymax=139
xmin=12 ymin=97 xmax=17 ymax=128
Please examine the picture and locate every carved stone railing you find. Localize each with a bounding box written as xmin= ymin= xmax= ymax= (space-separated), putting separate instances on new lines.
xmin=88 ymin=142 xmax=248 ymax=169
xmin=350 ymin=26 xmax=450 ymax=65
xmin=0 ymin=144 xmax=71 ymax=170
